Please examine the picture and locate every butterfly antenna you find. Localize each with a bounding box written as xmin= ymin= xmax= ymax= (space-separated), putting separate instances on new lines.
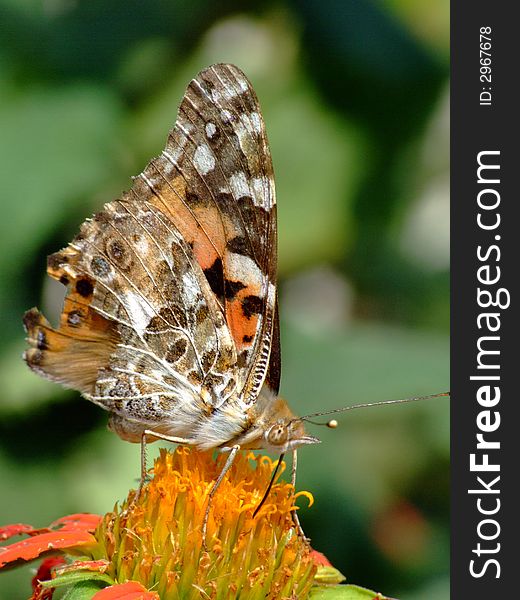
xmin=253 ymin=453 xmax=285 ymax=518
xmin=300 ymin=392 xmax=450 ymax=423
xmin=302 ymin=418 xmax=339 ymax=428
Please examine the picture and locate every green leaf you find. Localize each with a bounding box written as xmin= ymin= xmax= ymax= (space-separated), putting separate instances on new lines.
xmin=61 ymin=580 xmax=108 ymax=600
xmin=310 ymin=584 xmax=394 ymax=599
xmin=41 ymin=569 xmax=113 ymax=589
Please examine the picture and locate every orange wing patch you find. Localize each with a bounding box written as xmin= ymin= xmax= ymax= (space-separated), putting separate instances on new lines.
xmin=24 ymin=251 xmax=118 ymax=396
xmin=138 ymin=174 xmax=225 ymax=273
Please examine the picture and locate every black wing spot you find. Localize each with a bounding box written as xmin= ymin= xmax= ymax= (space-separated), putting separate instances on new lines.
xmin=203 ymin=257 xmax=224 ymax=302
xmin=216 ymin=192 xmax=233 ymax=205
xmin=237 ymin=195 xmax=267 ymax=219
xmin=226 ymin=236 xmax=258 ymax=264
xmin=225 ymin=279 xmax=246 ymax=300
xmin=76 ymin=278 xmax=94 ymax=298
xmin=241 ymin=295 xmax=262 ymax=319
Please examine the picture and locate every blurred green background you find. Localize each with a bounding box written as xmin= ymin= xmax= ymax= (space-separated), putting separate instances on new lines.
xmin=0 ymin=1 xmax=449 ymax=599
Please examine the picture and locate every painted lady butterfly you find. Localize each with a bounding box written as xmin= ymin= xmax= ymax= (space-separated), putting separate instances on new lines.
xmin=23 ymin=64 xmax=319 ymax=482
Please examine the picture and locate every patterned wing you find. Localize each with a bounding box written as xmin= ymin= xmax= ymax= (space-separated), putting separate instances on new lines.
xmin=131 ymin=63 xmax=279 ymax=403
xmin=24 ymin=64 xmax=279 ymax=430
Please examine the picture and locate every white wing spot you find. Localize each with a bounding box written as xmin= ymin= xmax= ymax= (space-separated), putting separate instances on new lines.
xmin=205 ymin=122 xmax=217 ymax=139
xmin=124 ymin=292 xmax=156 ymax=336
xmin=249 ymin=112 xmax=262 ymax=134
xmin=229 ymin=171 xmax=250 ymax=199
xmin=221 ymin=109 xmax=234 ymax=124
xmin=182 ymin=272 xmax=200 ymax=304
xmin=193 ymin=144 xmax=215 ymax=175
xmin=227 ymin=253 xmax=263 ymax=288
xmin=251 ymin=175 xmax=273 ymax=208
xmin=135 ymin=236 xmax=149 ymax=255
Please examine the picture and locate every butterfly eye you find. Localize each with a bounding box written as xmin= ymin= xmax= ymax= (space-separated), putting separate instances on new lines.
xmin=267 ymin=423 xmax=288 ymax=446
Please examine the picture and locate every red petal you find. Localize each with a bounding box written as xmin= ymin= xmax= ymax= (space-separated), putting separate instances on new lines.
xmin=310 ymin=549 xmax=333 ymax=567
xmin=1 ymin=513 xmax=100 ymax=545
xmin=0 ymin=530 xmax=96 ymax=568
xmin=92 ymin=582 xmax=160 ymax=600
xmin=0 ymin=523 xmax=38 ymax=541
xmin=51 ymin=514 xmax=102 ymax=532
xmin=32 ymin=556 xmax=67 ymax=588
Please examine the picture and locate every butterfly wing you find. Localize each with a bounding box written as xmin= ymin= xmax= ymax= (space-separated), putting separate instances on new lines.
xmin=24 ymin=64 xmax=279 ymax=443
xmin=146 ymin=63 xmax=279 ymax=404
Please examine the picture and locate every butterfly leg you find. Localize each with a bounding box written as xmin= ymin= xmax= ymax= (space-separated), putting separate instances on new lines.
xmin=202 ymin=444 xmax=240 ymax=550
xmin=134 ymin=430 xmax=194 ymax=503
xmin=291 ymin=449 xmax=310 ymax=544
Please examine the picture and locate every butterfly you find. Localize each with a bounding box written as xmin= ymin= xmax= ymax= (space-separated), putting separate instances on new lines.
xmin=23 ymin=64 xmax=320 ymax=525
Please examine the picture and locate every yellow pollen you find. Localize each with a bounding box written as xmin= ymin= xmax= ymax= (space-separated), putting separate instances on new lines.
xmin=83 ymin=447 xmax=316 ymax=599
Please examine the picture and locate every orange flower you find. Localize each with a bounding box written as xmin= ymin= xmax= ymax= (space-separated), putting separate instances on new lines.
xmin=1 ymin=448 xmax=322 ymax=599
xmin=88 ymin=447 xmax=317 ymax=598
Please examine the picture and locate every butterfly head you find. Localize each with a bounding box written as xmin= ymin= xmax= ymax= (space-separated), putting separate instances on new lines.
xmin=263 ymin=417 xmax=320 ymax=453
xmin=236 ymin=392 xmax=320 ymax=452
